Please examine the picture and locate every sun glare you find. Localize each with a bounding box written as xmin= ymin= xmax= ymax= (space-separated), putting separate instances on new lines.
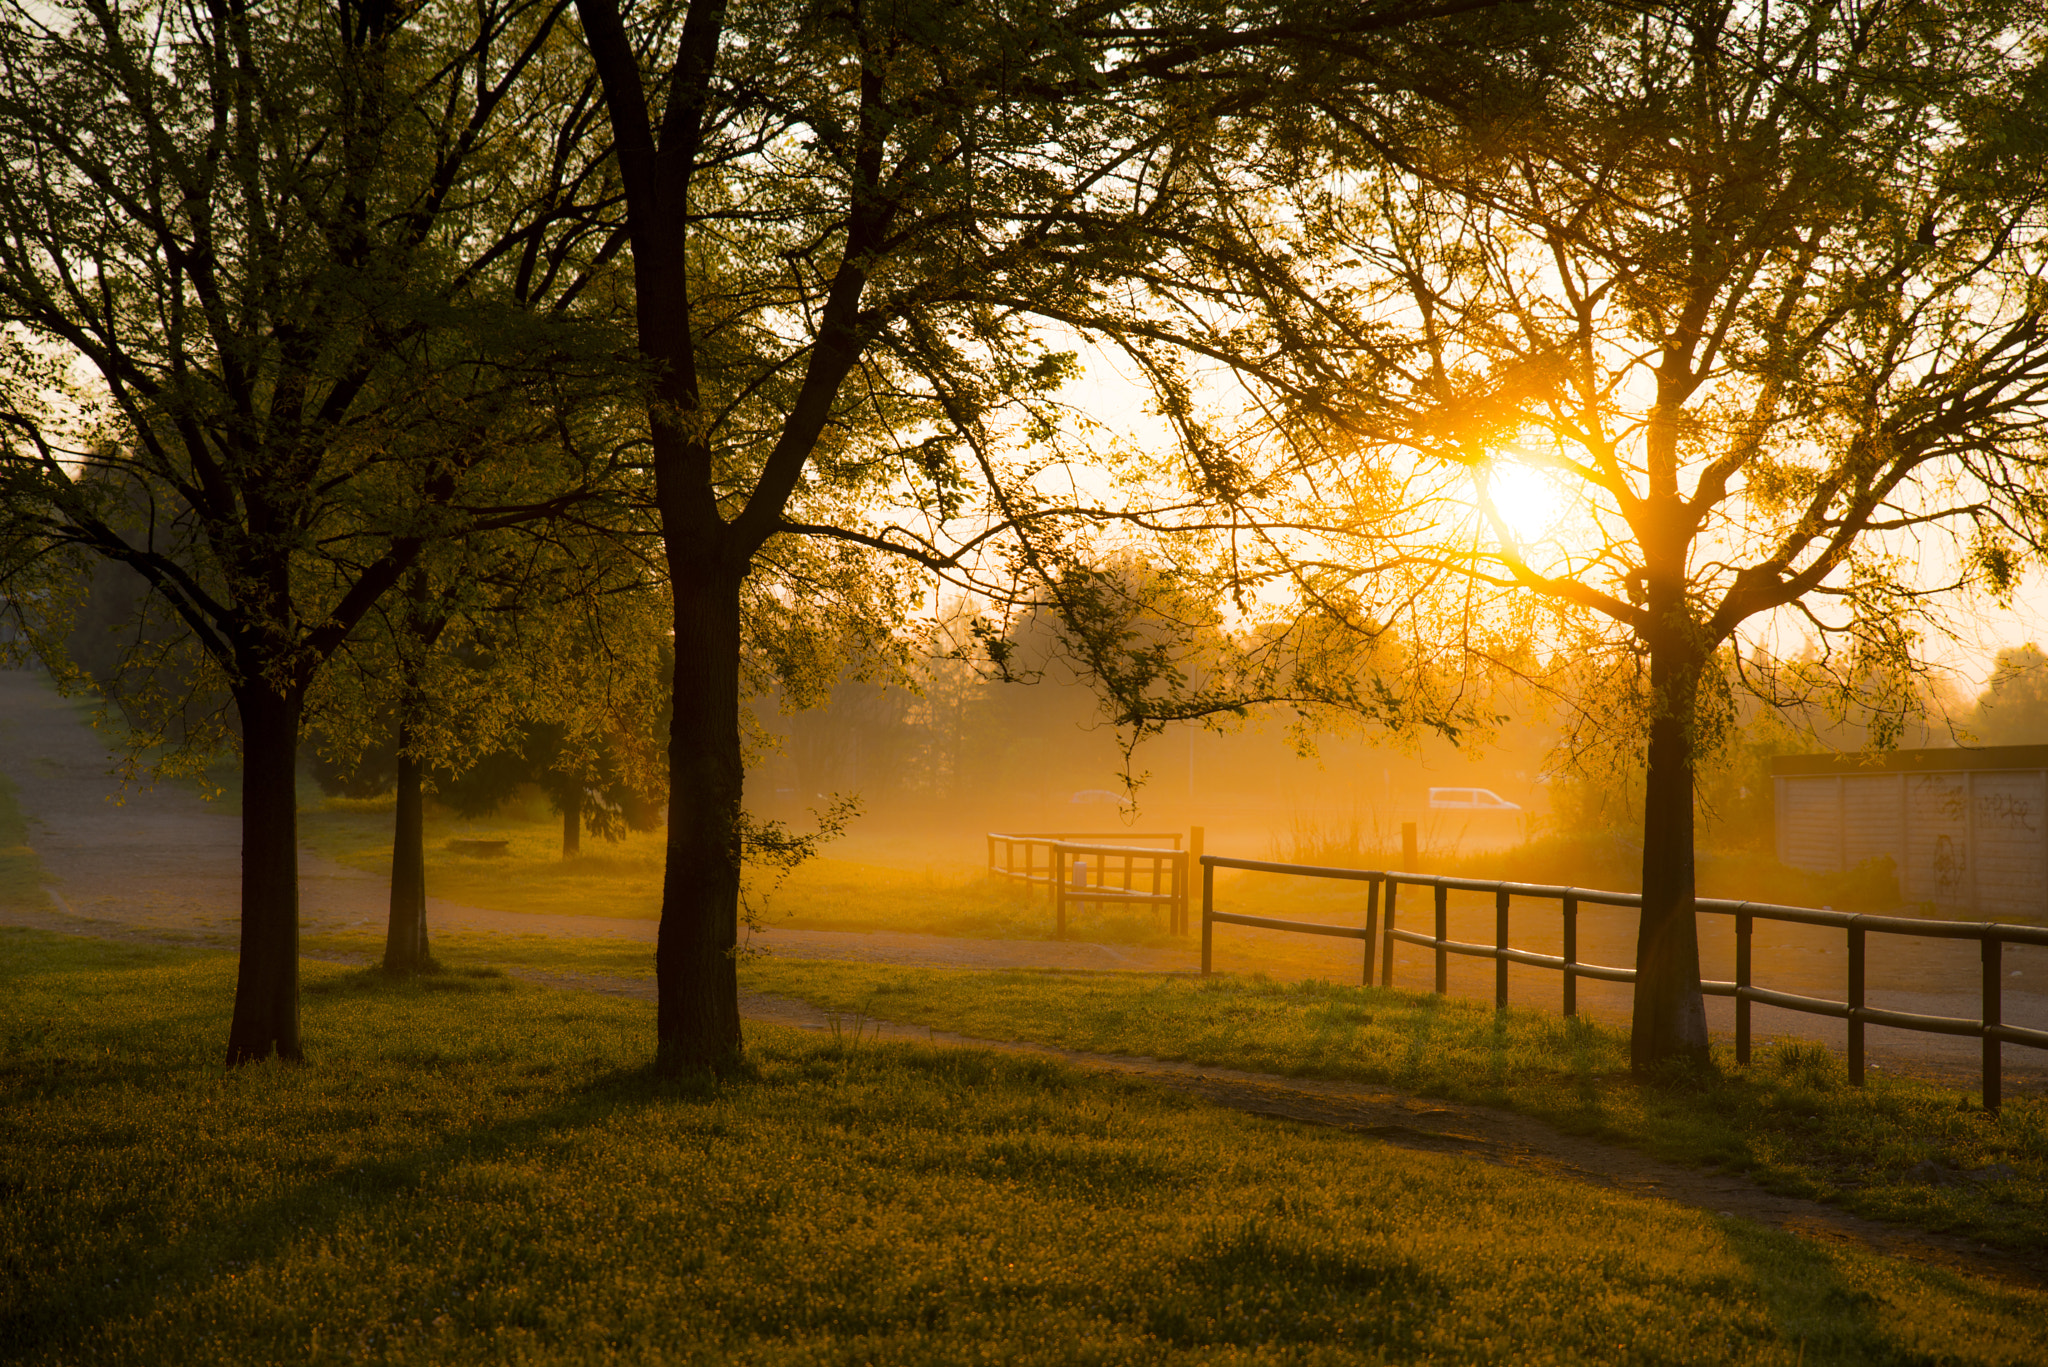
xmin=1481 ymin=460 xmax=1567 ymax=545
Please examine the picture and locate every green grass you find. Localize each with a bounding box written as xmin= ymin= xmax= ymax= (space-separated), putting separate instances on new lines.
xmin=2 ymin=929 xmax=2044 ymax=1365
xmin=735 ymin=959 xmax=2048 ymax=1257
xmin=748 ymin=857 xmax=1179 ymax=942
xmin=291 ymin=925 xmax=2048 ymax=1258
xmin=0 ymin=766 xmax=50 ymax=911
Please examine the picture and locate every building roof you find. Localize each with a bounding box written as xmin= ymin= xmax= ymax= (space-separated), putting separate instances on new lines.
xmin=1770 ymin=745 xmax=2048 ymax=777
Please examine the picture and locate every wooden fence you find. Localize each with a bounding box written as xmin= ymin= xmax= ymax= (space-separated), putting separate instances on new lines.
xmin=1199 ymin=854 xmax=2048 ymax=1112
xmin=988 ymin=830 xmax=1199 ymax=936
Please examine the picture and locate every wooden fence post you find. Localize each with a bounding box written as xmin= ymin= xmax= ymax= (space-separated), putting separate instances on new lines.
xmin=1848 ymin=922 xmax=1866 ymax=1086
xmin=1201 ymin=859 xmax=1214 ymax=975
xmin=1054 ymin=845 xmax=1066 ymax=938
xmin=1562 ymin=894 xmax=1578 ymax=1018
xmin=1187 ymin=827 xmax=1205 ymax=936
xmin=1735 ymin=907 xmax=1751 ymax=1065
xmin=1381 ymin=878 xmax=1398 ymax=989
xmin=1434 ymin=883 xmax=1448 ymax=996
xmin=1494 ymin=887 xmax=1510 ymax=1010
xmin=1363 ymin=877 xmax=1380 ymax=986
xmin=1167 ymin=851 xmax=1180 ymax=936
xmin=1984 ymin=935 xmax=2002 ymax=1114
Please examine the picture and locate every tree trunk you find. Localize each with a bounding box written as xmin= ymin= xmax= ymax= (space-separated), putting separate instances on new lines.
xmin=225 ymin=685 xmax=305 ymax=1065
xmin=1631 ymin=643 xmax=1711 ymax=1075
xmin=562 ymin=785 xmax=583 ymax=858
xmin=654 ymin=568 xmax=746 ymax=1074
xmin=384 ymin=717 xmax=430 ymax=974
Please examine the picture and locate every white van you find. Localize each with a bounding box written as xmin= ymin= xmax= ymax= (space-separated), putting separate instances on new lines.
xmin=1427 ymin=787 xmax=1520 ymax=811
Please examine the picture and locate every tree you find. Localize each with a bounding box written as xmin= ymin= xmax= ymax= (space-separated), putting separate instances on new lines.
xmin=0 ymin=0 xmax=626 ymax=1060
xmin=567 ymin=0 xmax=1540 ymax=1070
xmin=1234 ymin=0 xmax=2048 ymax=1069
xmin=1970 ymin=644 xmax=2048 ymax=747
xmin=312 ymin=532 xmax=666 ymax=970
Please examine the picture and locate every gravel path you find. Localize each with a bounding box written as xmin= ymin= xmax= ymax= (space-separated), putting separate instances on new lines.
xmin=2 ymin=665 xmax=2042 ymax=1291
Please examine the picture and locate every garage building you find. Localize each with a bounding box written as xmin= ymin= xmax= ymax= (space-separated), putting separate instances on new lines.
xmin=1771 ymin=746 xmax=2048 ymax=918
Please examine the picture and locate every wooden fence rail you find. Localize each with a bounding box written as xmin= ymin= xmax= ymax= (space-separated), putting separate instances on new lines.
xmin=988 ymin=830 xmax=1200 ymax=936
xmin=987 ymin=831 xmax=1184 ymax=893
xmin=1052 ymin=841 xmax=1189 ymax=937
xmin=1200 ymin=854 xmax=2048 ymax=1112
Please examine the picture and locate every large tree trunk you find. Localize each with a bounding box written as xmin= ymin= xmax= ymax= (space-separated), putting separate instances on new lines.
xmin=384 ymin=717 xmax=431 ymax=974
xmin=654 ymin=568 xmax=746 ymax=1074
xmin=225 ymin=685 xmax=305 ymax=1065
xmin=1631 ymin=642 xmax=1710 ymax=1075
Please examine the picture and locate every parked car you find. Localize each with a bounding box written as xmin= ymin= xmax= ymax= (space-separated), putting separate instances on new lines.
xmin=1427 ymin=787 xmax=1520 ymax=811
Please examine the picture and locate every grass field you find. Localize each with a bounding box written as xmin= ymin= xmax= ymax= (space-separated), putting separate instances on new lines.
xmin=732 ymin=959 xmax=2048 ymax=1258
xmin=292 ymin=922 xmax=2048 ymax=1262
xmin=3 ymin=928 xmax=2044 ymax=1366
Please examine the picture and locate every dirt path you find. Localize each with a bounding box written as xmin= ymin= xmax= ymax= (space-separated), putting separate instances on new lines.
xmin=3 ymin=666 xmax=2044 ymax=1291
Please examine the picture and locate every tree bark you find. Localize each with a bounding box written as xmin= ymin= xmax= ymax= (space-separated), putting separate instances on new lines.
xmin=225 ymin=685 xmax=305 ymax=1065
xmin=562 ymin=785 xmax=583 ymax=858
xmin=654 ymin=566 xmax=746 ymax=1074
xmin=384 ymin=717 xmax=431 ymax=974
xmin=1631 ymin=639 xmax=1711 ymax=1075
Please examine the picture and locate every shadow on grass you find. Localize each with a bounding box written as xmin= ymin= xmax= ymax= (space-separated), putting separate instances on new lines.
xmin=1708 ymin=1215 xmax=2031 ymax=1365
xmin=302 ymin=963 xmax=514 ymax=996
xmin=1396 ymin=991 xmax=1442 ymax=1085
xmin=4 ymin=1044 xmax=728 ymax=1358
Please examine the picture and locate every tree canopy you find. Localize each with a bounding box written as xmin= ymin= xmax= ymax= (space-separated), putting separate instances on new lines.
xmin=1159 ymin=0 xmax=2048 ymax=1067
xmin=0 ymin=0 xmax=634 ymax=1060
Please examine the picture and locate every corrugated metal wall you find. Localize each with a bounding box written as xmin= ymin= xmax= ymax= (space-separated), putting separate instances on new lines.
xmin=1974 ymin=770 xmax=2048 ymax=920
xmin=1778 ymin=777 xmax=1842 ymax=871
xmin=1776 ymin=766 xmax=2046 ymax=915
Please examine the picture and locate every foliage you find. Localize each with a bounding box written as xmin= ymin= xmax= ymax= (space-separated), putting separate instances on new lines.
xmin=0 ymin=0 xmax=627 ymax=730
xmin=4 ymin=928 xmax=2045 ymax=1365
xmin=1968 ymin=645 xmax=2048 ymax=748
xmin=313 ymin=538 xmax=673 ymax=849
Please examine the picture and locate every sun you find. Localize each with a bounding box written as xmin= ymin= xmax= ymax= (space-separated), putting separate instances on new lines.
xmin=1478 ymin=460 xmax=1567 ymax=545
